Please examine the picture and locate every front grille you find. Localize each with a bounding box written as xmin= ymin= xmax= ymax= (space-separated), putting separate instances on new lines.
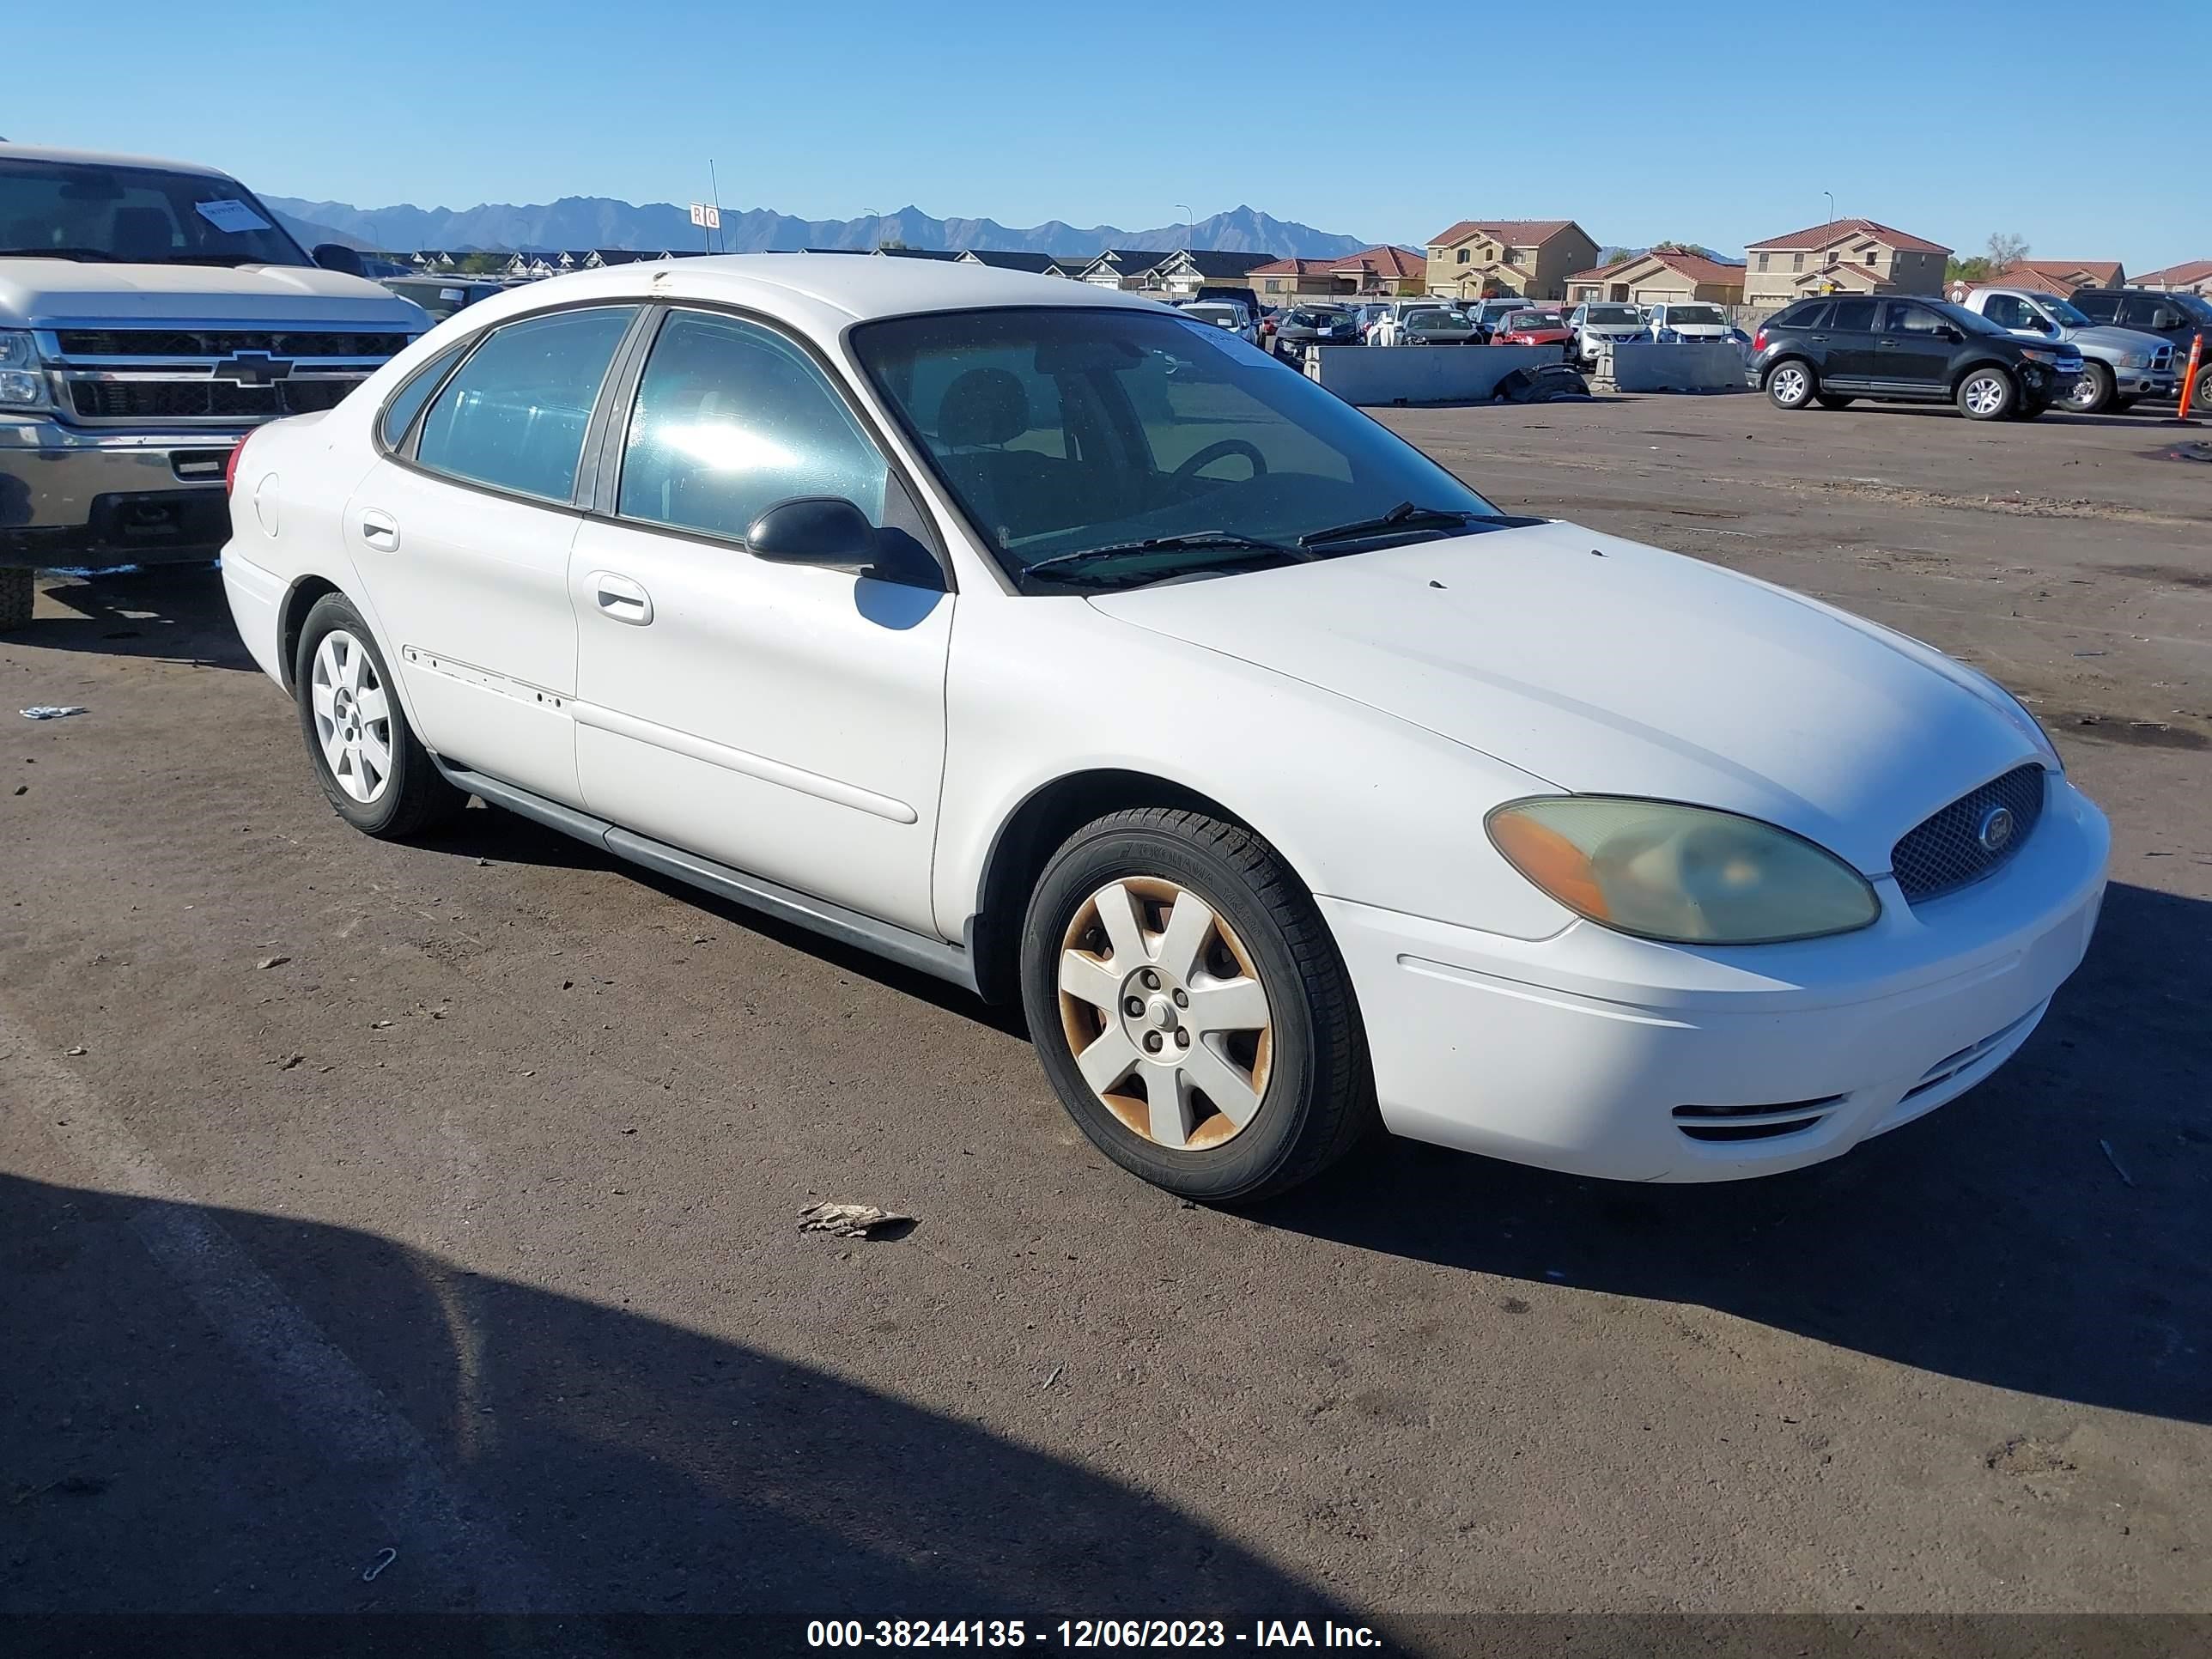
xmin=68 ymin=378 xmax=359 ymax=422
xmin=2151 ymin=345 xmax=2174 ymax=370
xmin=54 ymin=328 xmax=411 ymax=359
xmin=1890 ymin=764 xmax=2046 ymax=904
xmin=1672 ymin=1096 xmax=1846 ymax=1144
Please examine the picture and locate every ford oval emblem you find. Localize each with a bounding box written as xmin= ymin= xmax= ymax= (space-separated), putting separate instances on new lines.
xmin=1976 ymin=805 xmax=2016 ymax=854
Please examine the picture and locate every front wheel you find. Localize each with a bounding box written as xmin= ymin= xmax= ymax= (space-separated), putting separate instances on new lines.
xmin=1765 ymin=359 xmax=1818 ymax=410
xmin=2063 ymin=362 xmax=2115 ymax=415
xmin=1019 ymin=808 xmax=1374 ymax=1202
xmin=1956 ymin=366 xmax=2017 ymax=421
xmin=293 ymin=592 xmax=464 ymax=838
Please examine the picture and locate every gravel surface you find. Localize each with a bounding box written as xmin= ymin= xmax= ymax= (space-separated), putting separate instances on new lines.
xmin=3 ymin=393 xmax=2206 ymax=1632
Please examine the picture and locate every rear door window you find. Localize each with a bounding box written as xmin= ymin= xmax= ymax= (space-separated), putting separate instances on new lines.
xmin=1776 ymin=301 xmax=1832 ymax=329
xmin=414 ymin=306 xmax=638 ymax=502
xmin=1828 ymin=299 xmax=1878 ymax=332
xmin=1881 ymin=301 xmax=1947 ymax=334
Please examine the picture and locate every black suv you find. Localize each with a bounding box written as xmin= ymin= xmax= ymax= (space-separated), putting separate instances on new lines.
xmin=1753 ymin=295 xmax=2084 ymax=421
xmin=2069 ymin=288 xmax=2212 ymax=368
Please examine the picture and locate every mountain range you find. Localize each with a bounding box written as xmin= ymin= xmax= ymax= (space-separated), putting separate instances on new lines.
xmin=262 ymin=197 xmax=1370 ymax=261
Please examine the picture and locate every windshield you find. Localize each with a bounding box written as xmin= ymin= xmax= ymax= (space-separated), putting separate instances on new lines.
xmin=1182 ymin=305 xmax=1236 ymax=325
xmin=1927 ymin=299 xmax=2007 ymax=337
xmin=2172 ymin=294 xmax=2212 ymax=323
xmin=0 ymin=158 xmax=311 ymax=267
xmin=1665 ymin=305 xmax=1725 ymax=326
xmin=2042 ymin=297 xmax=2092 ymax=328
xmin=852 ymin=306 xmax=1505 ymax=586
xmin=1406 ymin=309 xmax=1466 ymax=329
xmin=1503 ymin=312 xmax=1547 ymax=331
xmin=1586 ymin=306 xmax=1640 ymax=325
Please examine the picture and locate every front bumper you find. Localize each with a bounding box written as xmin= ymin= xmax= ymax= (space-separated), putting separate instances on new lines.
xmin=0 ymin=415 xmax=241 ymax=568
xmin=1322 ymin=773 xmax=2108 ymax=1182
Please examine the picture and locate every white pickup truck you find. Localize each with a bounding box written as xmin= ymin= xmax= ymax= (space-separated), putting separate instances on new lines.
xmin=1953 ymin=286 xmax=2176 ymax=414
xmin=1 ymin=143 xmax=427 ymax=629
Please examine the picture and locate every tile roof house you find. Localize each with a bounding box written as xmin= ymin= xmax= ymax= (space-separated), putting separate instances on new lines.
xmin=1246 ymin=258 xmax=1342 ymax=302
xmin=1742 ymin=218 xmax=1950 ymax=307
xmin=1246 ymin=247 xmax=1433 ymax=302
xmin=1980 ymin=258 xmax=2124 ymax=294
xmin=2130 ymin=258 xmax=2212 ymax=296
xmin=1425 ymin=219 xmax=1600 ymax=301
xmin=1566 ymin=249 xmax=1746 ymax=307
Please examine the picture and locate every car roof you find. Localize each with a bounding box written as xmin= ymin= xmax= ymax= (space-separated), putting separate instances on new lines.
xmin=440 ymin=252 xmax=1167 ymax=338
xmin=0 ymin=142 xmax=235 ymax=179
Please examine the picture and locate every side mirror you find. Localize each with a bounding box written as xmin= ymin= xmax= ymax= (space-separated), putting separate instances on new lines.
xmin=1939 ymin=325 xmax=1963 ymax=343
xmin=747 ymin=496 xmax=878 ymax=566
xmin=312 ymin=242 xmax=366 ymax=277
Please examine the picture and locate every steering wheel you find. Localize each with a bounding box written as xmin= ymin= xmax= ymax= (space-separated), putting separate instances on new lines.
xmin=1175 ymin=439 xmax=1267 ymax=482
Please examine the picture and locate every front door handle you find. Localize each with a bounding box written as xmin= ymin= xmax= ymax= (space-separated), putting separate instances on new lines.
xmin=360 ymin=509 xmax=399 ymax=551
xmin=589 ymin=570 xmax=653 ymax=626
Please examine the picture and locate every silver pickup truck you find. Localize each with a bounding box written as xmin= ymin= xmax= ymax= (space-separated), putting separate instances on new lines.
xmin=1 ymin=143 xmax=427 ymax=629
xmin=1954 ymin=285 xmax=2176 ymax=414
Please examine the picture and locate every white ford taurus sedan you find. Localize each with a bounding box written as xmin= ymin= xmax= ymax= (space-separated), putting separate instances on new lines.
xmin=220 ymin=256 xmax=2109 ymax=1201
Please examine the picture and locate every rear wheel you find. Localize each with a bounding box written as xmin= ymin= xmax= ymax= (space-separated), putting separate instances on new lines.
xmin=1765 ymin=359 xmax=1816 ymax=410
xmin=1815 ymin=394 xmax=1856 ymax=410
xmin=1957 ymin=366 xmax=2017 ymax=421
xmin=2063 ymin=362 xmax=2115 ymax=415
xmin=293 ymin=592 xmax=464 ymax=839
xmin=0 ymin=568 xmax=31 ymax=634
xmin=1020 ymin=808 xmax=1373 ymax=1202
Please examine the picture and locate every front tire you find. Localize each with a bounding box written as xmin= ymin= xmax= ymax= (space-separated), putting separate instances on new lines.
xmin=2063 ymin=362 xmax=2114 ymax=415
xmin=1765 ymin=359 xmax=1816 ymax=410
xmin=1019 ymin=808 xmax=1373 ymax=1202
xmin=293 ymin=592 xmax=463 ymax=839
xmin=1957 ymin=366 xmax=2017 ymax=421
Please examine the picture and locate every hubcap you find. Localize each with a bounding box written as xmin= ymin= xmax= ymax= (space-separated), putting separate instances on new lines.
xmin=310 ymin=630 xmax=393 ymax=805
xmin=1056 ymin=877 xmax=1273 ymax=1151
xmin=1774 ymin=366 xmax=1807 ymax=403
xmin=2067 ymin=368 xmax=2102 ymax=409
xmin=1966 ymin=376 xmax=2004 ymax=416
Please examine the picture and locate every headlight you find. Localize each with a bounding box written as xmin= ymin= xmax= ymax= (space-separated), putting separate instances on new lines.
xmin=0 ymin=330 xmax=47 ymax=410
xmin=2020 ymin=348 xmax=2060 ymax=363
xmin=1486 ymin=797 xmax=1881 ymax=945
xmin=2118 ymin=350 xmax=2150 ymax=368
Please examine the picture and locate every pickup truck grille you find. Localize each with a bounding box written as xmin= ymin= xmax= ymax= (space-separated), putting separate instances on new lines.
xmin=69 ymin=380 xmax=355 ymax=421
xmin=40 ymin=324 xmax=410 ymax=428
xmin=54 ymin=329 xmax=414 ymax=359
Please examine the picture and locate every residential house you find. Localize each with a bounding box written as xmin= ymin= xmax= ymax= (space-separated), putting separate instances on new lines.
xmin=1322 ymin=246 xmax=1429 ymax=297
xmin=2130 ymin=259 xmax=2212 ymax=296
xmin=1137 ymin=249 xmax=1276 ymax=299
xmin=1247 ymin=258 xmax=1347 ymax=304
xmin=1978 ymin=258 xmax=2124 ymax=295
xmin=410 ymin=251 xmax=459 ymax=272
xmin=1741 ymin=218 xmax=1949 ymax=307
xmin=1565 ymin=249 xmax=1745 ymax=307
xmin=956 ymin=250 xmax=1063 ymax=274
xmin=1425 ymin=220 xmax=1601 ymax=302
xmin=1078 ymin=249 xmax=1174 ymax=289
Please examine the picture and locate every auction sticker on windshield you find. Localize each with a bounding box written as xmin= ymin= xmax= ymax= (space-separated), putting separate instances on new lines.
xmin=193 ymin=198 xmax=273 ymax=234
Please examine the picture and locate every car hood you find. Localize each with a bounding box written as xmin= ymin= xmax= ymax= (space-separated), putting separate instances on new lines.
xmin=2060 ymin=323 xmax=2172 ymax=357
xmin=0 ymin=259 xmax=427 ymax=329
xmin=1087 ymin=520 xmax=2044 ymax=873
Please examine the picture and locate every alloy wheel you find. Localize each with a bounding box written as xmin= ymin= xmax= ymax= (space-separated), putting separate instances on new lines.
xmin=309 ymin=629 xmax=392 ymax=805
xmin=1963 ymin=374 xmax=2007 ymax=417
xmin=1055 ymin=877 xmax=1273 ymax=1151
xmin=1771 ymin=364 xmax=1808 ymax=405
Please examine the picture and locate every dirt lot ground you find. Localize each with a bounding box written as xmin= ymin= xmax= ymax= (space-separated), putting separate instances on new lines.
xmin=3 ymin=394 xmax=2207 ymax=1644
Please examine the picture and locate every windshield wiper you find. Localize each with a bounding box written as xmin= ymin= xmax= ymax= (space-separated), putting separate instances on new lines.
xmin=1296 ymin=501 xmax=1498 ymax=550
xmin=0 ymin=246 xmax=119 ymax=261
xmin=1022 ymin=532 xmax=1314 ymax=587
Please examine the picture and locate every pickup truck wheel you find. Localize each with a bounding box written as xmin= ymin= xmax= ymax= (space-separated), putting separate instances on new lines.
xmin=1957 ymin=367 xmax=2017 ymax=421
xmin=1815 ymin=394 xmax=1856 ymax=410
xmin=1765 ymin=359 xmax=1816 ymax=410
xmin=2063 ymin=362 xmax=2114 ymax=414
xmin=293 ymin=592 xmax=463 ymax=839
xmin=0 ymin=568 xmax=32 ymax=634
xmin=1020 ymin=807 xmax=1375 ymax=1202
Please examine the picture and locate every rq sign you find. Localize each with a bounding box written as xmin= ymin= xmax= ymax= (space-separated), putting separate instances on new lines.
xmin=688 ymin=202 xmax=721 ymax=229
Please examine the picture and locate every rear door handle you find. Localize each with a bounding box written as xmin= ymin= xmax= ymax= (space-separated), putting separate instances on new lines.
xmin=590 ymin=570 xmax=653 ymax=626
xmin=360 ymin=509 xmax=399 ymax=551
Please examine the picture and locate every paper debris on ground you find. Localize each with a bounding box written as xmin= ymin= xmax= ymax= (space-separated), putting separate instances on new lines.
xmin=20 ymin=707 xmax=89 ymax=720
xmin=797 ymin=1201 xmax=914 ymax=1239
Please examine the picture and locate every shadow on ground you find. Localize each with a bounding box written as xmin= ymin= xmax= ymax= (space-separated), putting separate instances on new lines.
xmin=0 ymin=1166 xmax=1338 ymax=1625
xmin=1261 ymin=881 xmax=2212 ymax=1425
xmin=12 ymin=566 xmax=252 ymax=672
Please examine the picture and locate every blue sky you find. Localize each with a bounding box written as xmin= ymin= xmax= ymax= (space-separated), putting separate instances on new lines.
xmin=12 ymin=0 xmax=2209 ymax=268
